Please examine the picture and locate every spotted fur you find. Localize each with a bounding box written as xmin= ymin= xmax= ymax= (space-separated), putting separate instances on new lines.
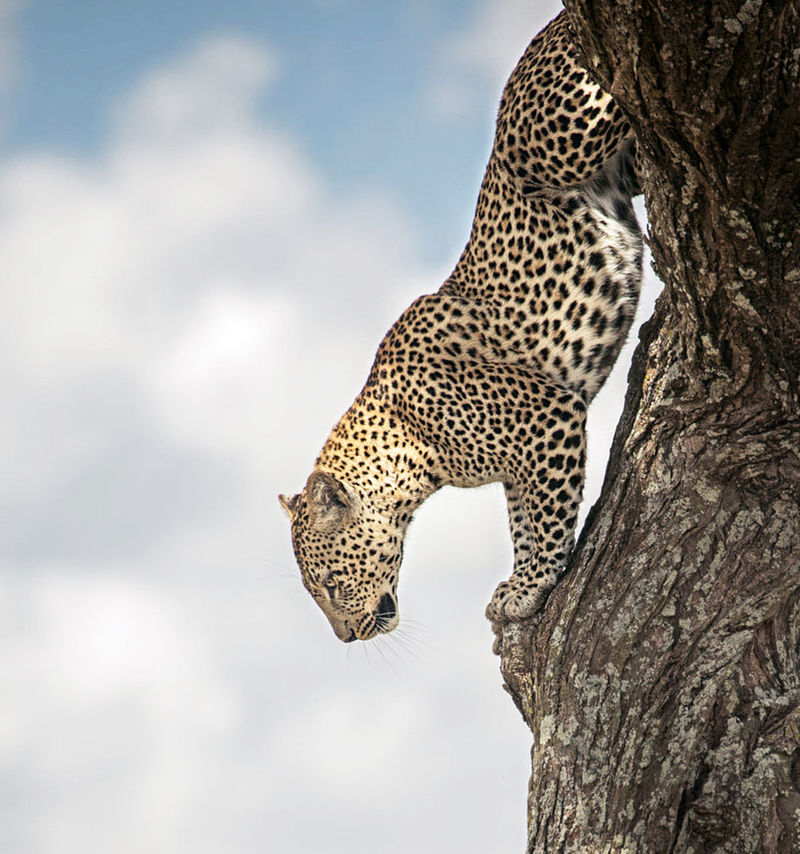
xmin=279 ymin=12 xmax=642 ymax=642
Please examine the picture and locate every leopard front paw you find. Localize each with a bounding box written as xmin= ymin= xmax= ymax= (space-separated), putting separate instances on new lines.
xmin=485 ymin=572 xmax=557 ymax=624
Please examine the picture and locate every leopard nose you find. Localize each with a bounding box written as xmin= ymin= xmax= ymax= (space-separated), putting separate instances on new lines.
xmin=376 ymin=593 xmax=396 ymax=621
xmin=343 ymin=629 xmax=357 ymax=643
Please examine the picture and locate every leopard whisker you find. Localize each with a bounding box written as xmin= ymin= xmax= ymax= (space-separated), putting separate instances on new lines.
xmin=371 ymin=636 xmax=401 ymax=674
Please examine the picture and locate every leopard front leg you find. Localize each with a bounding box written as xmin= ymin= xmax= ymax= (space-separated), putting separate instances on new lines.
xmin=486 ymin=387 xmax=587 ymax=624
xmin=486 ymin=482 xmax=556 ymax=621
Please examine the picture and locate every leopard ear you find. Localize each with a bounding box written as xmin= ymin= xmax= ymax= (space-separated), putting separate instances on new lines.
xmin=278 ymin=493 xmax=300 ymax=520
xmin=306 ymin=471 xmax=358 ymax=531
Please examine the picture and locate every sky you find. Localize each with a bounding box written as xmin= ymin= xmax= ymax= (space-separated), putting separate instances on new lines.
xmin=1 ymin=1 xmax=661 ymax=853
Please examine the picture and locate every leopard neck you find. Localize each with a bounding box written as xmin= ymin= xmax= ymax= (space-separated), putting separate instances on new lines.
xmin=314 ymin=389 xmax=442 ymax=517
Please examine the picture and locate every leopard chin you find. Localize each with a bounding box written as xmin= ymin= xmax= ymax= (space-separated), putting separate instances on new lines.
xmin=325 ymin=593 xmax=399 ymax=643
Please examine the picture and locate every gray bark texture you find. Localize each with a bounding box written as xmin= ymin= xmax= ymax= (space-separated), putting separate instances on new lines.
xmin=492 ymin=2 xmax=800 ymax=851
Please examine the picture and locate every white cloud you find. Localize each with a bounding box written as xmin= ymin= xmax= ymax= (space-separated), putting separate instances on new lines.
xmin=160 ymin=289 xmax=294 ymax=396
xmin=3 ymin=570 xmax=237 ymax=726
xmin=0 ymin=569 xmax=241 ymax=853
xmin=0 ymin=32 xmax=428 ymax=502
xmin=116 ymin=35 xmax=279 ymax=144
xmin=1 ymin=27 xmax=534 ymax=854
xmin=270 ymin=690 xmax=426 ymax=800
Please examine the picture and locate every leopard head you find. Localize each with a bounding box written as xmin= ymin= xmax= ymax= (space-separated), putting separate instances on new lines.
xmin=279 ymin=470 xmax=402 ymax=642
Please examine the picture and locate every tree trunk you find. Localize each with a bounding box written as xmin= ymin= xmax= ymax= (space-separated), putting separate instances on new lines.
xmin=493 ymin=2 xmax=800 ymax=851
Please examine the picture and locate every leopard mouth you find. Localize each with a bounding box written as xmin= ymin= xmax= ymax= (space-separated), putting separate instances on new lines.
xmin=374 ymin=592 xmax=397 ymax=631
xmin=352 ymin=593 xmax=397 ymax=640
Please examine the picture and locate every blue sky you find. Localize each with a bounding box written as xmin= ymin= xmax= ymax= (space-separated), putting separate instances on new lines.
xmin=1 ymin=2 xmax=659 ymax=853
xmin=8 ymin=0 xmax=521 ymax=260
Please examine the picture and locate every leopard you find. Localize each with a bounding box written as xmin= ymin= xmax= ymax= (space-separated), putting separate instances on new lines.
xmin=279 ymin=11 xmax=642 ymax=643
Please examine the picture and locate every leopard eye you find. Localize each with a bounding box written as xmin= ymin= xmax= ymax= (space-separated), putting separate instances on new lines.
xmin=324 ymin=575 xmax=338 ymax=595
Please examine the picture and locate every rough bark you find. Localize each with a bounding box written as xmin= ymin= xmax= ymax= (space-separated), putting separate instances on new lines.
xmin=493 ymin=2 xmax=800 ymax=851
